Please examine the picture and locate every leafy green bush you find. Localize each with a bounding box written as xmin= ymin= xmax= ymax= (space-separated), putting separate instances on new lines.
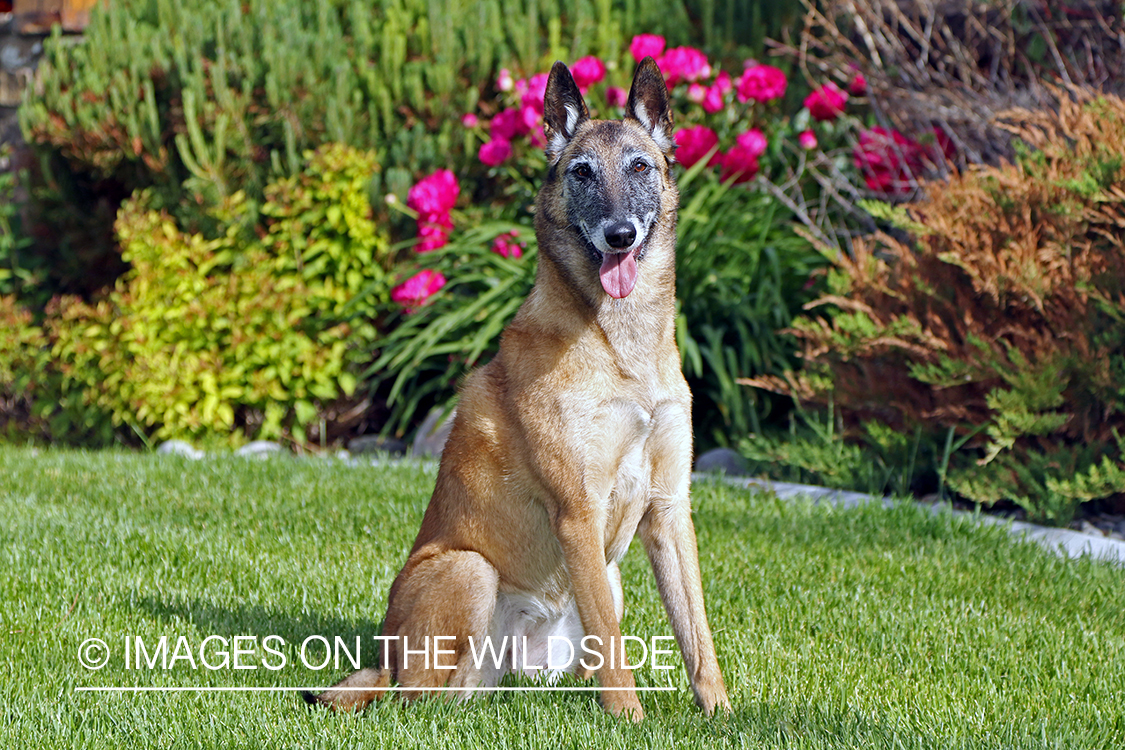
xmin=674 ymin=163 xmax=828 ymax=447
xmin=743 ymin=89 xmax=1125 ymax=524
xmin=0 ymin=148 xmax=41 ymax=305
xmin=19 ymin=0 xmax=798 ymax=301
xmin=367 ymin=221 xmax=537 ymax=437
xmin=0 ymin=296 xmax=49 ymax=441
xmin=47 ymin=145 xmax=389 ymax=446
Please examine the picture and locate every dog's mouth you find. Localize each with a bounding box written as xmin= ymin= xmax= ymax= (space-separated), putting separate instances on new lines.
xmin=599 ymin=247 xmax=640 ymax=299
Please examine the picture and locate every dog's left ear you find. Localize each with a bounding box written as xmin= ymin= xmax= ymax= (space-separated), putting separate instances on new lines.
xmin=543 ymin=61 xmax=590 ymax=164
xmin=626 ymin=56 xmax=674 ymax=159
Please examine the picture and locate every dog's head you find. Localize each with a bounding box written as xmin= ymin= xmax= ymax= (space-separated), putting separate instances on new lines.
xmin=535 ymin=57 xmax=677 ymax=303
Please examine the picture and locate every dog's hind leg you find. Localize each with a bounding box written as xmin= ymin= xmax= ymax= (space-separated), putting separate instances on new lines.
xmin=302 ymin=666 xmax=390 ymax=712
xmin=387 ymin=549 xmax=500 ymax=700
xmin=304 ymin=550 xmax=498 ymax=711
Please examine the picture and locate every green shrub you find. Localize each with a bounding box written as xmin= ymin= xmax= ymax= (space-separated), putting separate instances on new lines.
xmin=366 ymin=221 xmax=538 ymax=437
xmin=19 ymin=0 xmax=797 ymax=300
xmin=744 ymin=89 xmax=1125 ymax=524
xmin=48 ymin=145 xmax=389 ymax=447
xmin=675 ymin=164 xmax=828 ymax=447
xmin=0 ymin=148 xmax=39 ymax=303
xmin=0 ymin=296 xmax=49 ymax=441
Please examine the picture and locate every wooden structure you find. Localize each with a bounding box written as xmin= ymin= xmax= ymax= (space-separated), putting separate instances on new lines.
xmin=13 ymin=0 xmax=101 ymax=33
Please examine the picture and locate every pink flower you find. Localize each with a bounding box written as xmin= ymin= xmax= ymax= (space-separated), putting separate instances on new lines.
xmin=687 ymin=83 xmax=707 ymax=104
xmin=798 ymin=129 xmax=818 ymax=150
xmin=408 ymin=169 xmax=459 ymax=252
xmin=490 ymin=231 xmax=525 ymax=260
xmin=736 ymin=64 xmax=787 ymax=103
xmin=571 ymin=56 xmax=606 ymax=90
xmin=933 ymin=126 xmax=956 ymax=161
xmin=497 ymin=68 xmax=514 ymax=92
xmin=461 ymin=113 xmax=479 ymax=128
xmin=719 ymin=145 xmax=760 ymax=184
xmin=520 ymin=104 xmax=540 ymax=133
xmin=853 ymin=127 xmax=927 ymax=195
xmin=415 ymin=224 xmax=449 ymax=253
xmin=674 ymin=126 xmax=719 ymax=169
xmin=849 ymin=72 xmax=867 ymax=96
xmin=735 ymin=129 xmax=768 ymax=159
xmin=701 ymin=87 xmax=724 ymax=113
xmin=805 ymin=82 xmax=848 ymax=121
xmin=629 ymin=34 xmax=666 ymax=64
xmin=479 ymin=138 xmax=512 ymax=167
xmin=605 ymin=86 xmax=628 ymax=108
xmin=658 ymin=46 xmax=711 ymax=88
xmin=700 ymin=72 xmax=731 ymax=113
xmin=407 ymin=169 xmax=459 ymax=218
xmin=521 ymin=73 xmax=550 ymax=114
xmin=490 ymin=108 xmax=530 ymax=141
xmin=392 ymin=270 xmax=446 ymax=310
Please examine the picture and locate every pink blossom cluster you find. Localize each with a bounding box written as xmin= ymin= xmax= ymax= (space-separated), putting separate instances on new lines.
xmin=632 ymin=34 xmax=749 ymax=115
xmin=407 ymin=169 xmax=460 ymax=252
xmin=852 ymin=126 xmax=951 ymax=196
xmin=391 ymin=269 xmax=446 ymax=311
xmin=475 ymin=70 xmax=550 ymax=167
xmin=491 ymin=230 xmax=526 ymax=260
xmin=675 ymin=125 xmax=768 ymax=183
xmin=392 ymin=169 xmax=461 ymax=309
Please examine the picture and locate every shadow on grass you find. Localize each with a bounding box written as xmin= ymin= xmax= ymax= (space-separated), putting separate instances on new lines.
xmin=129 ymin=592 xmax=385 ymax=669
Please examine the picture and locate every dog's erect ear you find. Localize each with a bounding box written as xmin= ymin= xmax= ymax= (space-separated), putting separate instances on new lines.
xmin=625 ymin=56 xmax=674 ymax=158
xmin=543 ymin=61 xmax=590 ymax=164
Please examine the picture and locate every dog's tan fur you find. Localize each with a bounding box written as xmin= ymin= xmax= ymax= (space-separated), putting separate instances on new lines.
xmin=307 ymin=58 xmax=729 ymax=720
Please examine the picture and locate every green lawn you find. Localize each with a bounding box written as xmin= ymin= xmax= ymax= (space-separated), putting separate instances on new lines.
xmin=2 ymin=446 xmax=1123 ymax=749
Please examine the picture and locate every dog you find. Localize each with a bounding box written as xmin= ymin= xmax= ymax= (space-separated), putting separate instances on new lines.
xmin=306 ymin=57 xmax=730 ymax=720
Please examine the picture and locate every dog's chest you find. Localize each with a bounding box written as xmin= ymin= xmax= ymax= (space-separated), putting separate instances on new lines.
xmin=587 ymin=396 xmax=662 ymax=562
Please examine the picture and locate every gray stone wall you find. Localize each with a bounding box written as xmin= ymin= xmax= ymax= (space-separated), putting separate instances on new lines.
xmin=0 ymin=10 xmax=45 ymax=154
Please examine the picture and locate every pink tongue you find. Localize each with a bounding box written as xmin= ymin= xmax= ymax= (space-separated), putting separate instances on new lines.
xmin=599 ymin=251 xmax=638 ymax=299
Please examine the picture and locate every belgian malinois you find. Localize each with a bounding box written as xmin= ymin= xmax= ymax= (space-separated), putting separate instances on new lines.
xmin=306 ymin=57 xmax=729 ymax=720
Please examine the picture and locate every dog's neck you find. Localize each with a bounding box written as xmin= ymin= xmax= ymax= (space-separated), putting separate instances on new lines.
xmin=525 ymin=242 xmax=679 ymax=374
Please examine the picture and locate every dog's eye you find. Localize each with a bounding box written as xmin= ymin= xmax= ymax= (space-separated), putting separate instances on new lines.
xmin=574 ymin=164 xmax=593 ymax=179
xmin=633 ymin=160 xmax=648 ymax=173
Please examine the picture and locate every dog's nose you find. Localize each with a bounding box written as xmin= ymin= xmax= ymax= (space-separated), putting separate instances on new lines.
xmin=604 ymin=222 xmax=636 ymax=250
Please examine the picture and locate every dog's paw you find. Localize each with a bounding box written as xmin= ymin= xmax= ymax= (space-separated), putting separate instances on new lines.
xmin=602 ymin=692 xmax=645 ymax=722
xmin=693 ymin=684 xmax=731 ymax=717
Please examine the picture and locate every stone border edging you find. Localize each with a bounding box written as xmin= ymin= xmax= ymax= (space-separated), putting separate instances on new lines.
xmin=702 ymin=474 xmax=1125 ymax=568
xmin=154 ymin=440 xmax=1125 ymax=567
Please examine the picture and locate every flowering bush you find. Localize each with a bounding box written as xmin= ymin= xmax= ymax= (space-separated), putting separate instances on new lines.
xmin=384 ymin=33 xmax=952 ymax=446
xmin=456 ymin=34 xmax=945 ymax=204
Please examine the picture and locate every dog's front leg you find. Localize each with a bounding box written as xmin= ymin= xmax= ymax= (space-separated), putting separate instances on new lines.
xmin=639 ymin=403 xmax=731 ymax=715
xmin=553 ymin=508 xmax=644 ymax=721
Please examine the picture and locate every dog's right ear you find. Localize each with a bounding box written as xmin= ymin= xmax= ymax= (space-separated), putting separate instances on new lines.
xmin=543 ymin=61 xmax=589 ymax=164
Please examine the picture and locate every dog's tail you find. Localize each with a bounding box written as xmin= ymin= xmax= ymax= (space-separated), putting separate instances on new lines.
xmin=302 ymin=667 xmax=390 ymax=712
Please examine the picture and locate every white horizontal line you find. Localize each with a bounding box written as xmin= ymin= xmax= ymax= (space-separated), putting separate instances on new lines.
xmin=76 ymin=686 xmax=677 ymax=693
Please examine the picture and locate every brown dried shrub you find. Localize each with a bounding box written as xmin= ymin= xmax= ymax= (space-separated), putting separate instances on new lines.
xmin=746 ymin=87 xmax=1125 ymax=523
xmin=792 ymin=0 xmax=1125 ymax=166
